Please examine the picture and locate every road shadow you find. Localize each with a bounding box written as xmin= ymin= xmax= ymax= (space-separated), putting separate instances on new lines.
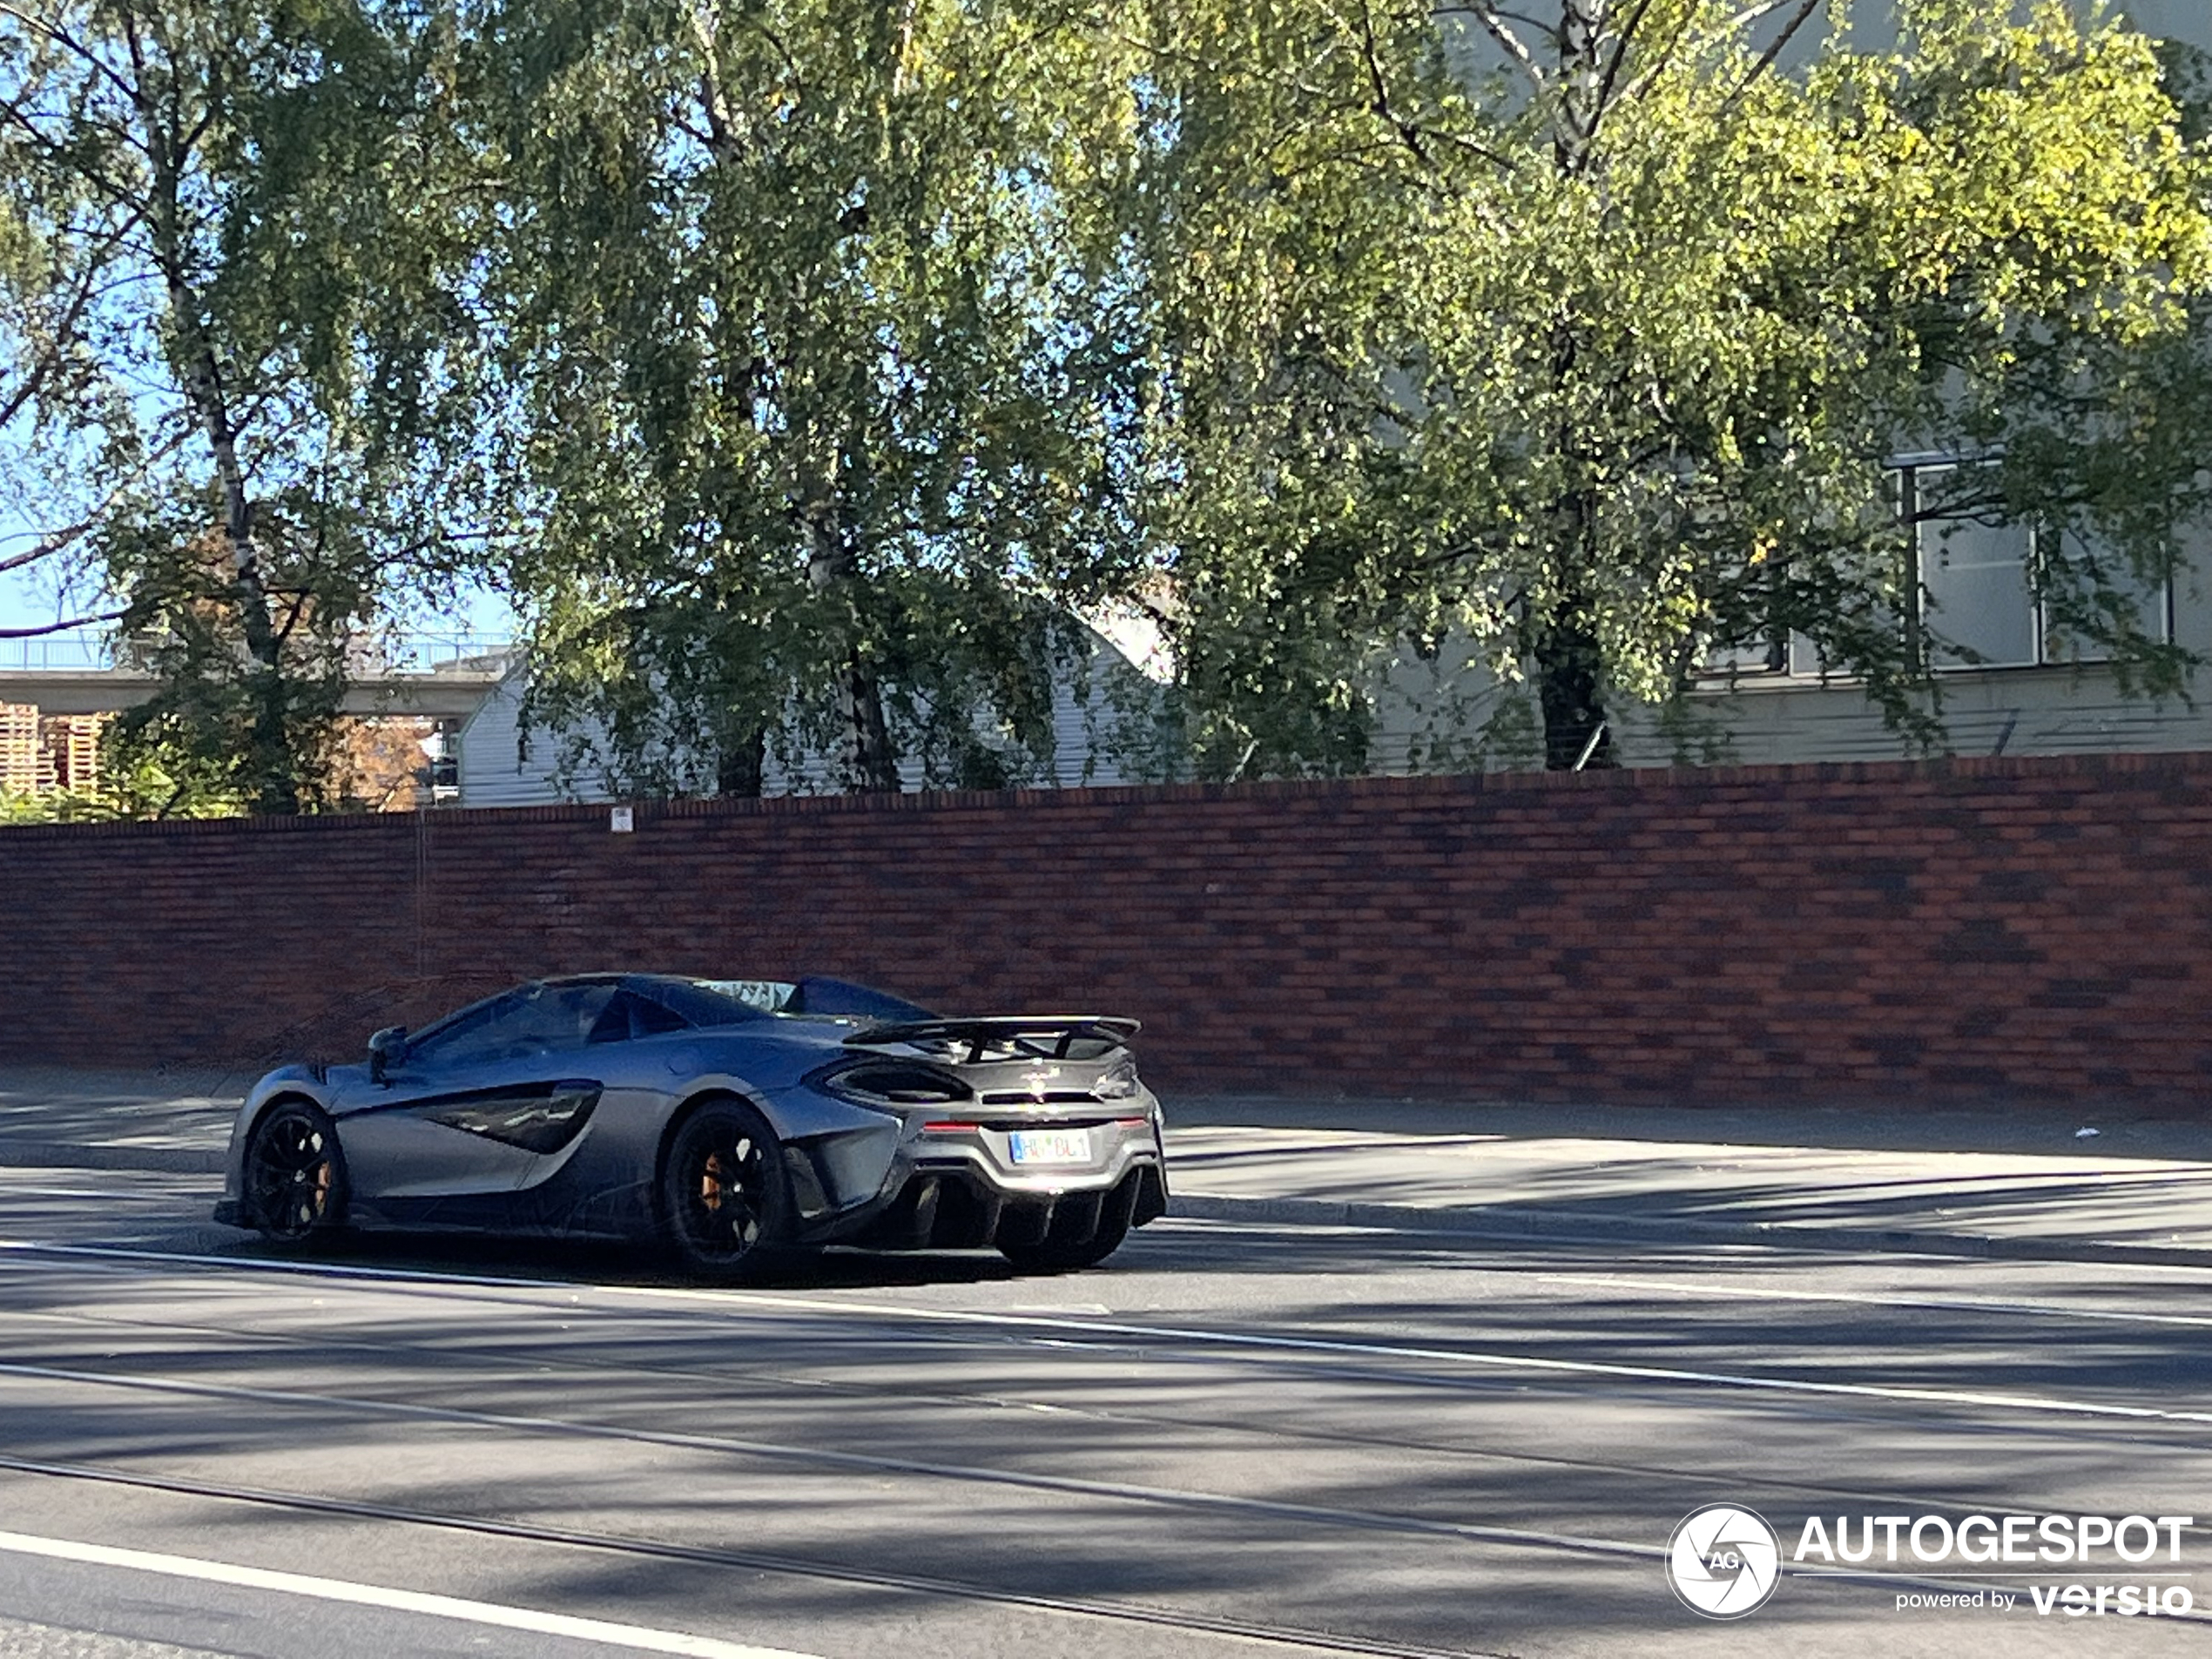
xmin=0 ymin=1215 xmax=2208 ymax=1658
xmin=1170 ymin=1092 xmax=2212 ymax=1162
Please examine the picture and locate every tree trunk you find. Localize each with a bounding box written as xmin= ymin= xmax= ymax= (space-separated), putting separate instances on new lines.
xmin=1534 ymin=601 xmax=1614 ymax=770
xmin=801 ymin=497 xmax=901 ymax=792
xmin=829 ymin=642 xmax=900 ymax=793
xmin=136 ymin=26 xmax=297 ymax=813
xmin=179 ymin=325 xmax=295 ymax=815
xmin=716 ymin=725 xmax=766 ymax=797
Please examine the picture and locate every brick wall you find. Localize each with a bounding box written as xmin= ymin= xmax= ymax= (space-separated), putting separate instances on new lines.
xmin=3 ymin=753 xmax=2208 ymax=1105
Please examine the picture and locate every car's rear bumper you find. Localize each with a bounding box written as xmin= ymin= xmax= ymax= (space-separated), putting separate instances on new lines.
xmin=786 ymin=1097 xmax=1168 ymax=1247
xmin=841 ymin=1159 xmax=1168 ymax=1251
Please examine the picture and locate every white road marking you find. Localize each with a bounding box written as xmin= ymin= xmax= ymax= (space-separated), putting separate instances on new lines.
xmin=1165 ymin=1213 xmax=2212 ymax=1272
xmin=1528 ymin=1271 xmax=2212 ymax=1330
xmin=1167 ymin=1217 xmax=2212 ymax=1332
xmin=1175 ymin=1220 xmax=2212 ymax=1325
xmin=5 ymin=1453 xmax=2203 ymax=1636
xmin=2 ymin=1238 xmax=2209 ymax=1429
xmin=562 ymin=1291 xmax=2212 ymax=1432
xmin=0 ymin=1527 xmax=825 ymax=1658
xmin=0 ymin=1187 xmax=133 ymax=1199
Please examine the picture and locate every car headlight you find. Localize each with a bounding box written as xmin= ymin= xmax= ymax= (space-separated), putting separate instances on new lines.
xmin=813 ymin=1060 xmax=973 ymax=1108
xmin=1095 ymin=1055 xmax=1142 ymax=1100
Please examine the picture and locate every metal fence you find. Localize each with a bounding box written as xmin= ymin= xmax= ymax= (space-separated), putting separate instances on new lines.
xmin=0 ymin=631 xmax=513 ymax=674
xmin=0 ymin=632 xmax=108 ymax=671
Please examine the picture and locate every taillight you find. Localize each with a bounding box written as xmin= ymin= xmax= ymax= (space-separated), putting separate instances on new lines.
xmin=1095 ymin=1055 xmax=1142 ymax=1099
xmin=814 ymin=1061 xmax=973 ymax=1108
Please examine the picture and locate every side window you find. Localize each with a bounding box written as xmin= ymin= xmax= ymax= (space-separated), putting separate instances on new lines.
xmin=584 ymin=989 xmax=692 ymax=1044
xmin=630 ymin=995 xmax=691 ymax=1038
xmin=404 ymin=991 xmax=527 ymax=1069
xmin=410 ymin=983 xmax=620 ymax=1069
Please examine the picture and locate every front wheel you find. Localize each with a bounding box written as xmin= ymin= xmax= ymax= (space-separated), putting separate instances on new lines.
xmin=659 ymin=1099 xmax=793 ymax=1279
xmin=999 ymin=1216 xmax=1130 ymax=1275
xmin=243 ymin=1100 xmax=347 ymax=1244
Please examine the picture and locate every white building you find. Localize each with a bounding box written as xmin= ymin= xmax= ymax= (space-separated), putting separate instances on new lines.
xmin=455 ymin=625 xmax=1166 ymax=807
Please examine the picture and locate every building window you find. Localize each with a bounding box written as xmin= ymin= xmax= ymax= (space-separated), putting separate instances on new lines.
xmin=2038 ymin=527 xmax=2174 ymax=665
xmin=1698 ymin=459 xmax=2173 ymax=681
xmin=1916 ymin=507 xmax=2040 ymax=671
xmin=1908 ymin=461 xmax=2168 ymax=673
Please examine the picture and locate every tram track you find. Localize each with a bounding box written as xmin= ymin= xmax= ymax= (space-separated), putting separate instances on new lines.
xmin=3 ymin=1238 xmax=2210 ymax=1437
xmin=8 ymin=1226 xmax=2212 ymax=1649
xmin=0 ymin=1355 xmax=1672 ymax=1568
xmin=0 ymin=1451 xmax=1510 ymax=1659
xmin=6 ymin=1293 xmax=2209 ymax=1538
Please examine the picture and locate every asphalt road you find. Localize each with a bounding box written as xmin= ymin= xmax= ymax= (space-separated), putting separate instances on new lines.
xmin=0 ymin=1167 xmax=2208 ymax=1657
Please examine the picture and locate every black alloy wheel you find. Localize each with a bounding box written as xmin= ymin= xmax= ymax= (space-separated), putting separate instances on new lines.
xmin=244 ymin=1101 xmax=347 ymax=1244
xmin=998 ymin=1216 xmax=1130 ymax=1274
xmin=661 ymin=1099 xmax=793 ymax=1278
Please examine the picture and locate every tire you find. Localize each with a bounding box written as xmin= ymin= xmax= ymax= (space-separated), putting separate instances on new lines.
xmin=659 ymin=1098 xmax=793 ymax=1278
xmin=243 ymin=1100 xmax=347 ymax=1244
xmin=998 ymin=1216 xmax=1130 ymax=1275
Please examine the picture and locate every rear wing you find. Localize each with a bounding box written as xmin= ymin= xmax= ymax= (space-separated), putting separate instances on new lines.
xmin=846 ymin=1015 xmax=1141 ymax=1064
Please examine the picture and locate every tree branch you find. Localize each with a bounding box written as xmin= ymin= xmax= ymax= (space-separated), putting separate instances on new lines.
xmin=1723 ymin=0 xmax=1822 ymax=110
xmin=0 ymin=429 xmax=193 ymax=577
xmin=1586 ymin=0 xmax=1657 ymax=145
xmin=0 ymin=605 xmax=127 ymax=639
xmin=0 ymin=1 xmax=145 ymax=110
xmin=1352 ymin=0 xmax=1431 ymax=166
xmin=1438 ymin=3 xmax=1546 ymax=91
xmin=0 ymin=203 xmax=152 ymax=431
xmin=0 ymin=93 xmax=150 ymax=218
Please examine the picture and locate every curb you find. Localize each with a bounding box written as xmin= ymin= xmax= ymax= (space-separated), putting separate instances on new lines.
xmin=1170 ymin=1193 xmax=2212 ymax=1271
xmin=0 ymin=1143 xmax=226 ymax=1176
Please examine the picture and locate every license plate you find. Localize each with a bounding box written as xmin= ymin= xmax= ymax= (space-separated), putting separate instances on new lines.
xmin=1008 ymin=1129 xmax=1091 ymax=1164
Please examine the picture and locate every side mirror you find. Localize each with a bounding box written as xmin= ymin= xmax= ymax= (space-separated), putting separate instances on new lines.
xmin=368 ymin=1025 xmax=409 ymax=1084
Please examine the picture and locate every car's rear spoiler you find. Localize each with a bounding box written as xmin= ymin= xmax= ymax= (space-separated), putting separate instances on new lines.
xmin=846 ymin=1015 xmax=1141 ymax=1062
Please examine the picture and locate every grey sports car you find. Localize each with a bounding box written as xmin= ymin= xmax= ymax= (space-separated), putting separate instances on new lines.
xmin=212 ymin=974 xmax=1168 ymax=1275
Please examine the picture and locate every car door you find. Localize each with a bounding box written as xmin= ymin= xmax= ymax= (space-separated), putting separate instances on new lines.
xmin=335 ymin=982 xmax=622 ymax=1223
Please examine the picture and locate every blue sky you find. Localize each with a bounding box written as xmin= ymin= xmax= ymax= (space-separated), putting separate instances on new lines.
xmin=0 ymin=524 xmax=92 ymax=635
xmin=1 ymin=569 xmax=61 ymax=633
xmin=1 ymin=561 xmax=517 ymax=643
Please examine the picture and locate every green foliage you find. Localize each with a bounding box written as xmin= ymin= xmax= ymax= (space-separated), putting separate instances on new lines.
xmin=462 ymin=0 xmax=1151 ymax=793
xmin=1120 ymin=0 xmax=2212 ymax=772
xmin=0 ymin=738 xmax=245 ymax=821
xmin=0 ymin=786 xmax=51 ymax=824
xmin=0 ymin=1 xmax=484 ymax=813
xmin=10 ymin=0 xmax=2210 ymax=806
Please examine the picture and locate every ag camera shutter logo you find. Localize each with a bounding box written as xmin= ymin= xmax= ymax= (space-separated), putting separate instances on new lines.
xmin=1668 ymin=1504 xmax=1783 ymax=1619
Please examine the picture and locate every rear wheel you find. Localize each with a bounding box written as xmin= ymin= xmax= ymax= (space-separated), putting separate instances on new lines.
xmin=998 ymin=1216 xmax=1129 ymax=1274
xmin=659 ymin=1099 xmax=793 ymax=1278
xmin=243 ymin=1100 xmax=347 ymax=1244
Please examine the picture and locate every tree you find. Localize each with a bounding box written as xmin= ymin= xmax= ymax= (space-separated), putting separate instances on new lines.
xmin=1121 ymin=0 xmax=2212 ymax=772
xmin=462 ymin=0 xmax=1149 ymax=795
xmin=0 ymin=0 xmax=480 ymax=813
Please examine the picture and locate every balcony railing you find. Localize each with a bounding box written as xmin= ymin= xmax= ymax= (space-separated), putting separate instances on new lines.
xmin=0 ymin=631 xmax=514 ymax=674
xmin=0 ymin=632 xmax=109 ymax=671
